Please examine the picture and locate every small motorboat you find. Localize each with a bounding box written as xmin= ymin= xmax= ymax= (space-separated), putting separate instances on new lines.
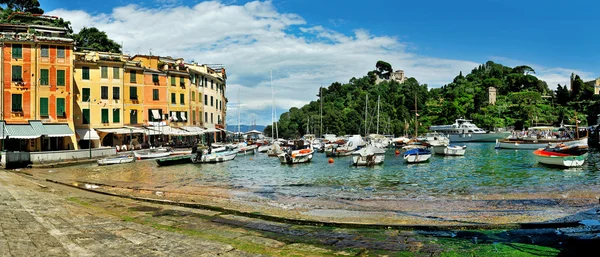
xmin=155 ymin=154 xmax=194 ymax=166
xmin=257 ymin=144 xmax=271 ymax=153
xmin=237 ymin=144 xmax=258 ymax=155
xmin=403 ymin=148 xmax=432 ymax=163
xmin=533 ymin=149 xmax=587 ymax=168
xmin=133 ymin=151 xmax=171 ymax=160
xmin=278 ymin=148 xmax=314 ymax=164
xmin=195 ymin=150 xmax=237 ymax=163
xmin=98 ymin=155 xmax=135 ymax=166
xmin=351 ymin=145 xmax=385 ymax=166
xmin=432 ymin=144 xmax=467 ymax=156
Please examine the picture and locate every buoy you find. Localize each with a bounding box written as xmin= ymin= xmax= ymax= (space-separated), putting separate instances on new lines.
xmin=137 ymin=157 xmax=141 ymax=160
xmin=395 ymin=150 xmax=400 ymax=155
xmin=249 ymin=158 xmax=253 ymax=161
xmin=328 ymin=158 xmax=334 ymax=164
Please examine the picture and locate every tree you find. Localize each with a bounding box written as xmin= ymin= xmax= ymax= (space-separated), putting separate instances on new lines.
xmin=0 ymin=0 xmax=43 ymax=14
xmin=72 ymin=27 xmax=122 ymax=53
xmin=511 ymin=65 xmax=535 ymax=75
xmin=375 ymin=60 xmax=392 ymax=79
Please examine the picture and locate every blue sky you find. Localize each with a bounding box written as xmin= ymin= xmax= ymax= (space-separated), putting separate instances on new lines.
xmin=42 ymin=0 xmax=599 ymax=126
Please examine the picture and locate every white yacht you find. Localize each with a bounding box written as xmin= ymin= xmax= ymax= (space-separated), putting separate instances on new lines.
xmin=429 ymin=119 xmax=510 ymax=142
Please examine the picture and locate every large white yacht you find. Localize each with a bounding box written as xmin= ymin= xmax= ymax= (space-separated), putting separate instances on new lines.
xmin=429 ymin=119 xmax=510 ymax=142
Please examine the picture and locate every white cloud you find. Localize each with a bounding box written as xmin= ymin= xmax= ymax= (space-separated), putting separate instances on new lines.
xmin=48 ymin=1 xmax=595 ymax=126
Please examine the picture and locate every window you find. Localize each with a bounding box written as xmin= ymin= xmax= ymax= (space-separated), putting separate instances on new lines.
xmin=210 ymin=96 xmax=214 ymax=107
xmin=191 ymin=92 xmax=195 ymax=101
xmin=82 ymin=67 xmax=90 ymax=80
xmin=40 ymin=98 xmax=48 ymax=116
xmin=129 ymin=70 xmax=136 ymax=83
xmin=180 ymin=77 xmax=185 ymax=86
xmin=57 ymin=70 xmax=65 ymax=86
xmin=82 ymin=88 xmax=90 ymax=102
xmin=204 ymin=95 xmax=207 ymax=105
xmin=101 ymin=86 xmax=108 ymax=100
xmin=82 ymin=109 xmax=90 ymax=124
xmin=113 ymin=87 xmax=120 ymax=100
xmin=56 ymin=98 xmax=66 ymax=117
xmin=113 ymin=109 xmax=120 ymax=123
xmin=57 ymin=46 xmax=65 ymax=58
xmin=218 ymin=115 xmax=221 ymax=124
xmin=204 ymin=78 xmax=207 ymax=88
xmin=12 ymin=44 xmax=22 ymax=58
xmin=113 ymin=67 xmax=120 ymax=79
xmin=101 ymin=109 xmax=109 ymax=123
xmin=211 ymin=113 xmax=214 ymax=123
xmin=152 ymin=74 xmax=159 ymax=83
xmin=171 ymin=76 xmax=176 ymax=86
xmin=130 ymin=87 xmax=138 ymax=100
xmin=130 ymin=110 xmax=138 ymax=124
xmin=41 ymin=45 xmax=49 ymax=57
xmin=12 ymin=66 xmax=22 ymax=82
xmin=211 ymin=80 xmax=213 ymax=89
xmin=204 ymin=112 xmax=207 ymax=123
xmin=180 ymin=94 xmax=185 ymax=105
xmin=11 ymin=94 xmax=22 ymax=112
xmin=40 ymin=69 xmax=49 ymax=85
xmin=192 ymin=110 xmax=196 ymax=123
xmin=171 ymin=93 xmax=176 ymax=104
xmin=101 ymin=66 xmax=108 ymax=79
xmin=153 ymin=89 xmax=159 ymax=100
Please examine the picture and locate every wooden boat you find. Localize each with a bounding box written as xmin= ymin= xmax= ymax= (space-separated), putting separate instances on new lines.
xmin=98 ymin=155 xmax=135 ymax=166
xmin=155 ymin=154 xmax=193 ymax=166
xmin=496 ymin=137 xmax=588 ymax=150
xmin=133 ymin=151 xmax=171 ymax=160
xmin=403 ymin=148 xmax=432 ymax=163
xmin=432 ymin=144 xmax=466 ymax=156
xmin=351 ymin=145 xmax=385 ymax=166
xmin=237 ymin=144 xmax=258 ymax=155
xmin=278 ymin=148 xmax=314 ymax=164
xmin=196 ymin=150 xmax=237 ymax=163
xmin=533 ymin=149 xmax=587 ymax=167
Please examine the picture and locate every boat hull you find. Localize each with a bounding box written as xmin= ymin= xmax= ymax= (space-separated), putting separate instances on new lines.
xmin=448 ymin=132 xmax=510 ymax=142
xmin=133 ymin=151 xmax=171 ymax=159
xmin=98 ymin=156 xmax=135 ymax=165
xmin=403 ymin=154 xmax=432 ymax=163
xmin=533 ymin=151 xmax=587 ymax=167
xmin=156 ymin=154 xmax=193 ymax=166
xmin=432 ymin=145 xmax=466 ymax=156
xmin=199 ymin=151 xmax=237 ymax=163
xmin=278 ymin=150 xmax=314 ymax=164
xmin=352 ymin=154 xmax=385 ymax=166
xmin=496 ymin=137 xmax=588 ymax=150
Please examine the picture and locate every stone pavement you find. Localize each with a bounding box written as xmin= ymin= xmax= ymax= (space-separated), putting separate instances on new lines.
xmin=0 ymin=171 xmax=250 ymax=257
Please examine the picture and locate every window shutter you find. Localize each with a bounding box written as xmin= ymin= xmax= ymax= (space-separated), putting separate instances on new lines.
xmin=57 ymin=98 xmax=65 ymax=117
xmin=40 ymin=98 xmax=48 ymax=116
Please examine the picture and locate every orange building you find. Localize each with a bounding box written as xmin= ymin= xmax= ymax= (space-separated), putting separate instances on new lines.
xmin=1 ymin=13 xmax=76 ymax=151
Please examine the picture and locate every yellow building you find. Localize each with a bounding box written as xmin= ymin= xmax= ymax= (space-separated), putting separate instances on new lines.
xmin=585 ymin=78 xmax=600 ymax=95
xmin=188 ymin=66 xmax=203 ymax=126
xmin=73 ymin=51 xmax=126 ymax=148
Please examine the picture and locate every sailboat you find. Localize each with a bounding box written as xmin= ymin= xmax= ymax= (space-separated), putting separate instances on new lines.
xmin=267 ymin=69 xmax=284 ymax=157
xmin=403 ymin=93 xmax=431 ymax=163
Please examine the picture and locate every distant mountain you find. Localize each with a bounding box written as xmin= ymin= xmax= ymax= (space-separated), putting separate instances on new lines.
xmin=227 ymin=124 xmax=266 ymax=133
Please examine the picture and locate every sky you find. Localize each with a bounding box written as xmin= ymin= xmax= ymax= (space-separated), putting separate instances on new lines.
xmin=41 ymin=0 xmax=599 ymax=126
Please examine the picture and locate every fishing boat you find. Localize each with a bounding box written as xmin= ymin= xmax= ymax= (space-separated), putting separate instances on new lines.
xmin=432 ymin=144 xmax=467 ymax=156
xmin=533 ymin=149 xmax=587 ymax=168
xmin=155 ymin=154 xmax=194 ymax=166
xmin=97 ymin=155 xmax=135 ymax=166
xmin=429 ymin=119 xmax=511 ymax=142
xmin=351 ymin=145 xmax=385 ymax=166
xmin=420 ymin=132 xmax=450 ymax=147
xmin=325 ymin=135 xmax=363 ymax=157
xmin=133 ymin=151 xmax=171 ymax=160
xmin=196 ymin=150 xmax=237 ymax=163
xmin=403 ymin=148 xmax=432 ymax=163
xmin=278 ymin=148 xmax=314 ymax=164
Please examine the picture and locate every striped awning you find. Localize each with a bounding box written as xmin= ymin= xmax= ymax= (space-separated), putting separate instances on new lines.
xmin=180 ymin=126 xmax=204 ymax=135
xmin=76 ymin=129 xmax=100 ymax=140
xmin=4 ymin=124 xmax=40 ymax=139
xmin=0 ymin=121 xmax=6 ymax=139
xmin=44 ymin=124 xmax=75 ymax=137
xmin=97 ymin=127 xmax=145 ymax=134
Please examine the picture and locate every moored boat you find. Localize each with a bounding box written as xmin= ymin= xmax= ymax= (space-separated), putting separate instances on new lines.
xmin=403 ymin=148 xmax=432 ymax=163
xmin=432 ymin=144 xmax=466 ymax=156
xmin=351 ymin=145 xmax=385 ymax=166
xmin=533 ymin=149 xmax=587 ymax=168
xmin=155 ymin=154 xmax=193 ymax=166
xmin=98 ymin=155 xmax=135 ymax=166
xmin=195 ymin=150 xmax=237 ymax=163
xmin=278 ymin=148 xmax=314 ymax=164
xmin=495 ymin=137 xmax=588 ymax=150
xmin=133 ymin=151 xmax=171 ymax=160
xmin=429 ymin=119 xmax=510 ymax=142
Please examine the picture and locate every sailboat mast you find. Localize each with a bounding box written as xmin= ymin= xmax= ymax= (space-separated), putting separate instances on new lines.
xmin=364 ymin=94 xmax=368 ymax=136
xmin=270 ymin=69 xmax=274 ymax=138
xmin=377 ymin=95 xmax=380 ymax=135
xmin=320 ymin=86 xmax=323 ymax=138
xmin=238 ymin=89 xmax=241 ymax=141
xmin=414 ymin=93 xmax=418 ymax=138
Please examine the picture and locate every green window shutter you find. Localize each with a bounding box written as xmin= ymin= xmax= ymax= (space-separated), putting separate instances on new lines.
xmin=171 ymin=76 xmax=175 ymax=86
xmin=180 ymin=77 xmax=184 ymax=86
xmin=12 ymin=44 xmax=22 ymax=58
xmin=56 ymin=98 xmax=65 ymax=117
xmin=40 ymin=98 xmax=48 ymax=116
xmin=12 ymin=66 xmax=22 ymax=81
xmin=113 ymin=87 xmax=120 ymax=99
xmin=82 ymin=88 xmax=90 ymax=102
xmin=57 ymin=70 xmax=65 ymax=86
xmin=82 ymin=109 xmax=90 ymax=124
xmin=113 ymin=67 xmax=120 ymax=79
xmin=129 ymin=70 xmax=136 ymax=83
xmin=101 ymin=109 xmax=109 ymax=123
xmin=12 ymin=94 xmax=22 ymax=112
xmin=101 ymin=66 xmax=108 ymax=78
xmin=82 ymin=67 xmax=90 ymax=80
xmin=171 ymin=93 xmax=176 ymax=104
xmin=113 ymin=109 xmax=120 ymax=123
xmin=153 ymin=89 xmax=159 ymax=100
xmin=130 ymin=87 xmax=137 ymax=99
xmin=152 ymin=74 xmax=158 ymax=83
xmin=40 ymin=69 xmax=49 ymax=85
xmin=101 ymin=86 xmax=108 ymax=99
xmin=192 ymin=110 xmax=196 ymax=123
xmin=191 ymin=92 xmax=195 ymax=101
xmin=180 ymin=94 xmax=184 ymax=105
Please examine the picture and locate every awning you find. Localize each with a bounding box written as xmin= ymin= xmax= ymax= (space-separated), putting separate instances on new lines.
xmin=76 ymin=128 xmax=100 ymax=140
xmin=204 ymin=128 xmax=219 ymax=133
xmin=4 ymin=124 xmax=40 ymax=139
xmin=44 ymin=124 xmax=75 ymax=137
xmin=97 ymin=127 xmax=145 ymax=134
xmin=180 ymin=126 xmax=204 ymax=135
xmin=180 ymin=112 xmax=187 ymax=121
xmin=151 ymin=110 xmax=161 ymax=120
xmin=0 ymin=121 xmax=6 ymax=138
xmin=29 ymin=120 xmax=48 ymax=136
xmin=171 ymin=112 xmax=178 ymax=121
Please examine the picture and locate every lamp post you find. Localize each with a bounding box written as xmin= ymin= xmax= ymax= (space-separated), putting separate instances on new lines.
xmin=88 ymin=97 xmax=92 ymax=159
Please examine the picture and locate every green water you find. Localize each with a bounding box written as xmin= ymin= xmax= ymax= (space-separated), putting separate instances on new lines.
xmin=40 ymin=143 xmax=600 ymax=200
